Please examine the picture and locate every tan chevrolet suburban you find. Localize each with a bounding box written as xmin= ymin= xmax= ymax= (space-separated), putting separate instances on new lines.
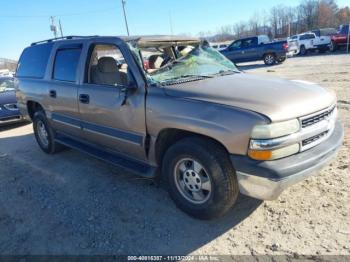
xmin=15 ymin=36 xmax=343 ymax=219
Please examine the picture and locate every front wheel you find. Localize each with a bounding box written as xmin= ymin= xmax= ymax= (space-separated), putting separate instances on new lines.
xmin=163 ymin=137 xmax=239 ymax=220
xmin=263 ymin=53 xmax=276 ymax=65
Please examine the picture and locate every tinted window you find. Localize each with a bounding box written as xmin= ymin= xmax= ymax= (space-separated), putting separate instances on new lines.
xmin=312 ymin=30 xmax=320 ymax=37
xmin=16 ymin=43 xmax=53 ymax=78
xmin=241 ymin=38 xmax=257 ymax=47
xmin=340 ymin=25 xmax=349 ymax=34
xmin=300 ymin=35 xmax=308 ymax=40
xmin=53 ymin=48 xmax=81 ymax=82
xmin=230 ymin=40 xmax=242 ymax=49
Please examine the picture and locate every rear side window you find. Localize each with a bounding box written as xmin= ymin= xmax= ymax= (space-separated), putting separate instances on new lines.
xmin=53 ymin=48 xmax=82 ymax=82
xmin=16 ymin=43 xmax=53 ymax=78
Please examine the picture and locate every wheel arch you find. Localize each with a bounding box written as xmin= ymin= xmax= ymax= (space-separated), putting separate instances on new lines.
xmin=154 ymin=128 xmax=230 ymax=167
xmin=27 ymin=100 xmax=44 ymax=120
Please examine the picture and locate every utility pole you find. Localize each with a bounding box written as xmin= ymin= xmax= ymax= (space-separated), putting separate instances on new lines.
xmin=59 ymin=19 xmax=64 ymax=37
xmin=121 ymin=0 xmax=130 ymax=36
xmin=50 ymin=16 xmax=58 ymax=38
xmin=347 ymin=22 xmax=350 ymax=53
xmin=169 ymin=11 xmax=174 ymax=36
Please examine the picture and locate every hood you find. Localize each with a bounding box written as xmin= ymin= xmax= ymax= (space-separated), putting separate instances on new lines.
xmin=0 ymin=90 xmax=16 ymax=105
xmin=162 ymin=73 xmax=336 ymax=122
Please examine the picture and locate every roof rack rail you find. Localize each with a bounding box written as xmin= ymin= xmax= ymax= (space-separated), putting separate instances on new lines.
xmin=31 ymin=35 xmax=99 ymax=46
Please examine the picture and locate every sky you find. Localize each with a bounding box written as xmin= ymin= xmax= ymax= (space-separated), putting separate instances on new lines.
xmin=1 ymin=0 xmax=349 ymax=60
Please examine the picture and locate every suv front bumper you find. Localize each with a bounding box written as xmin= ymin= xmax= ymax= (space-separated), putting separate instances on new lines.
xmin=230 ymin=121 xmax=344 ymax=200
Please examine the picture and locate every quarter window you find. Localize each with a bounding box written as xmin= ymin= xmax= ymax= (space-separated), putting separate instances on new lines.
xmin=16 ymin=43 xmax=53 ymax=78
xmin=53 ymin=48 xmax=82 ymax=82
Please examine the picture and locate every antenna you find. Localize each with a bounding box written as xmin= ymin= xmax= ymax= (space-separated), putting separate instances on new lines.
xmin=59 ymin=19 xmax=64 ymax=37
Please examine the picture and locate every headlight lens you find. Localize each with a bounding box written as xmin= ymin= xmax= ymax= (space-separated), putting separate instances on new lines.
xmin=249 ymin=119 xmax=301 ymax=161
xmin=251 ymin=119 xmax=300 ymax=139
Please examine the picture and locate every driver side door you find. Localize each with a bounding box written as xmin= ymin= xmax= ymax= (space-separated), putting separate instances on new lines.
xmin=77 ymin=40 xmax=148 ymax=161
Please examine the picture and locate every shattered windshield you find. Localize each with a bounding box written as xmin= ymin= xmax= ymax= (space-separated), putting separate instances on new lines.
xmin=130 ymin=42 xmax=239 ymax=85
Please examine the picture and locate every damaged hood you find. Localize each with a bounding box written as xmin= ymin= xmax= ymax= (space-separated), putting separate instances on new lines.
xmin=162 ymin=73 xmax=336 ymax=122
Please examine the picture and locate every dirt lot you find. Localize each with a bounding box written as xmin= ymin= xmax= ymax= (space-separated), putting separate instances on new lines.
xmin=0 ymin=53 xmax=349 ymax=256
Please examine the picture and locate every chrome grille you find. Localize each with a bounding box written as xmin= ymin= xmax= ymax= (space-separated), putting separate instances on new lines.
xmin=302 ymin=106 xmax=335 ymax=128
xmin=299 ymin=105 xmax=337 ymax=151
xmin=302 ymin=131 xmax=329 ymax=147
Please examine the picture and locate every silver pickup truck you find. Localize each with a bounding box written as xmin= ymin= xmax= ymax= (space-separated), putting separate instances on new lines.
xmin=15 ymin=36 xmax=343 ymax=219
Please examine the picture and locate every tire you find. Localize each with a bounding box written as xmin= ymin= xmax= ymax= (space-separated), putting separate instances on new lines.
xmin=263 ymin=53 xmax=276 ymax=66
xmin=330 ymin=41 xmax=337 ymax=52
xmin=277 ymin=57 xmax=286 ymax=63
xmin=299 ymin=45 xmax=307 ymax=56
xmin=33 ymin=111 xmax=65 ymax=154
xmin=162 ymin=137 xmax=239 ymax=220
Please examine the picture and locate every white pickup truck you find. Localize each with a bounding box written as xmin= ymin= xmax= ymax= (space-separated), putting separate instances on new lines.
xmin=288 ymin=31 xmax=332 ymax=55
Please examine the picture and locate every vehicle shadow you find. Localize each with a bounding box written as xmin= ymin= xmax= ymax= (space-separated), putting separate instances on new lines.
xmin=0 ymin=132 xmax=262 ymax=255
xmin=0 ymin=120 xmax=31 ymax=132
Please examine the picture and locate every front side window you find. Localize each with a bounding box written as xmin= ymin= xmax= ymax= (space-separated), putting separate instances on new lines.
xmin=86 ymin=44 xmax=129 ymax=86
xmin=231 ymin=40 xmax=242 ymax=49
xmin=53 ymin=48 xmax=82 ymax=82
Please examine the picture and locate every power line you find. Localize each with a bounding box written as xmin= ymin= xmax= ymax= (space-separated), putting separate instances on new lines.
xmin=0 ymin=7 xmax=118 ymax=18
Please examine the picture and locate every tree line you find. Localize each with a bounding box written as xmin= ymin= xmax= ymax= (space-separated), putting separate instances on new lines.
xmin=199 ymin=0 xmax=350 ymax=42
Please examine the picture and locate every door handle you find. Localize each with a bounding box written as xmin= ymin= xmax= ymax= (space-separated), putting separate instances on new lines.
xmin=79 ymin=94 xmax=90 ymax=104
xmin=49 ymin=90 xmax=56 ymax=98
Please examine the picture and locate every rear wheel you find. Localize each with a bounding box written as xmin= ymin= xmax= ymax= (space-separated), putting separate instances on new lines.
xmin=33 ymin=111 xmax=65 ymax=154
xmin=277 ymin=57 xmax=286 ymax=63
xmin=263 ymin=53 xmax=276 ymax=65
xmin=330 ymin=41 xmax=337 ymax=52
xmin=299 ymin=45 xmax=307 ymax=56
xmin=163 ymin=137 xmax=239 ymax=220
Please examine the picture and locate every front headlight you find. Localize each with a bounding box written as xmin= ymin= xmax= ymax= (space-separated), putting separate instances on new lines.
xmin=251 ymin=119 xmax=300 ymax=139
xmin=248 ymin=119 xmax=301 ymax=161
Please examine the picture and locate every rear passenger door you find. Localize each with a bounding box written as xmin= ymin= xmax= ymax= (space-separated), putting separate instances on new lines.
xmin=48 ymin=43 xmax=83 ymax=137
xmin=77 ymin=40 xmax=148 ymax=161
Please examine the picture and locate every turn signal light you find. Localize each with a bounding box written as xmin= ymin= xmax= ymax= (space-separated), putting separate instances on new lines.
xmin=248 ymin=150 xmax=272 ymax=161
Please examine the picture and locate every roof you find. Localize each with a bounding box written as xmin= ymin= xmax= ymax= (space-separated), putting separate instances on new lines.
xmin=30 ymin=35 xmax=201 ymax=48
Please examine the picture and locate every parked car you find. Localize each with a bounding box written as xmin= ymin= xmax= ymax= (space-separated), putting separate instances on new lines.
xmin=16 ymin=36 xmax=343 ymax=219
xmin=311 ymin=28 xmax=335 ymax=52
xmin=0 ymin=77 xmax=23 ymax=125
xmin=288 ymin=31 xmax=331 ymax=55
xmin=330 ymin=24 xmax=350 ymax=52
xmin=286 ymin=38 xmax=299 ymax=56
xmin=220 ymin=35 xmax=288 ymax=65
xmin=211 ymin=43 xmax=229 ymax=51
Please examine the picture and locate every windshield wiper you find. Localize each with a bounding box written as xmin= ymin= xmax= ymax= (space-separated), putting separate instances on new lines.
xmin=160 ymin=74 xmax=214 ymax=85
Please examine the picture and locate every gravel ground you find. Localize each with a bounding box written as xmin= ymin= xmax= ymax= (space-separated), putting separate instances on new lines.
xmin=0 ymin=52 xmax=349 ymax=256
